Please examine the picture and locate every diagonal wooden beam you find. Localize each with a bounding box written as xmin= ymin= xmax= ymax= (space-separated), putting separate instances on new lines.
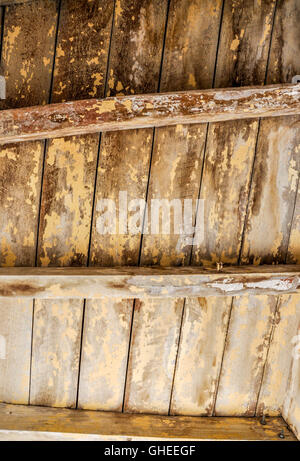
xmin=0 ymin=403 xmax=296 ymax=441
xmin=0 ymin=265 xmax=299 ymax=298
xmin=0 ymin=83 xmax=299 ymax=144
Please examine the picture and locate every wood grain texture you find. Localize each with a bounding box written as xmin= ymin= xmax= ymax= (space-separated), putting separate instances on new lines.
xmin=0 ymin=403 xmax=296 ymax=441
xmin=241 ymin=0 xmax=300 ymax=266
xmin=241 ymin=116 xmax=300 ymax=265
xmin=79 ymin=0 xmax=168 ymax=412
xmin=32 ymin=0 xmax=114 ymax=408
xmin=257 ymin=294 xmax=300 ymax=416
xmin=170 ymin=297 xmax=232 ymax=416
xmin=192 ymin=118 xmax=258 ymax=265
xmin=1 ymin=83 xmax=300 ymax=143
xmin=0 ymin=1 xmax=58 ymax=407
xmin=283 ymin=338 xmax=300 ymax=440
xmin=0 ymin=0 xmax=58 ymax=110
xmin=215 ymin=0 xmax=276 ymax=88
xmin=0 ymin=265 xmax=299 ymax=298
xmin=215 ymin=295 xmax=277 ymax=416
xmin=160 ymin=0 xmax=223 ymax=92
xmin=30 ymin=299 xmax=83 ymax=408
xmin=78 ymin=299 xmax=132 ymax=411
xmin=287 ymin=183 xmax=300 ymax=264
xmin=0 ymin=299 xmax=32 ymax=404
xmin=125 ymin=0 xmax=223 ymax=416
xmin=192 ymin=0 xmax=276 ymax=266
xmin=124 ymin=298 xmax=183 ymax=414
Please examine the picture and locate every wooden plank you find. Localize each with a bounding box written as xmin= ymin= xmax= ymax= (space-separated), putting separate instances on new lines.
xmin=30 ymin=299 xmax=83 ymax=408
xmin=170 ymin=297 xmax=232 ymax=416
xmin=287 ymin=184 xmax=300 ymax=264
xmin=194 ymin=0 xmax=278 ymax=419
xmin=31 ymin=0 xmax=114 ymax=409
xmin=283 ymin=330 xmax=300 ymax=441
xmin=79 ymin=0 xmax=169 ymax=412
xmin=0 ymin=299 xmax=32 ymax=404
xmin=125 ymin=0 xmax=222 ymax=416
xmin=0 ymin=1 xmax=34 ymax=5
xmin=0 ymin=265 xmax=299 ymax=298
xmin=0 ymin=83 xmax=299 ymax=144
xmin=192 ymin=0 xmax=276 ymax=266
xmin=257 ymin=294 xmax=300 ymax=416
xmin=78 ymin=299 xmax=132 ymax=411
xmin=240 ymin=116 xmax=300 ymax=265
xmin=0 ymin=403 xmax=296 ymax=441
xmin=124 ymin=298 xmax=183 ymax=414
xmin=241 ymin=0 xmax=300 ymax=266
xmin=215 ymin=295 xmax=277 ymax=416
xmin=0 ymin=0 xmax=59 ymax=406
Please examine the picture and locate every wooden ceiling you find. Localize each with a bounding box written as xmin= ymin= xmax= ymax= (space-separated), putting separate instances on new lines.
xmin=0 ymin=0 xmax=299 ymax=440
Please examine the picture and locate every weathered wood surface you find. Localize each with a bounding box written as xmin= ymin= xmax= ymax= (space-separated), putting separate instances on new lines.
xmin=0 ymin=404 xmax=296 ymax=441
xmin=0 ymin=1 xmax=58 ymax=406
xmin=0 ymin=266 xmax=299 ymax=299
xmin=0 ymin=84 xmax=299 ymax=144
xmin=80 ymin=0 xmax=169 ymax=412
xmin=257 ymin=294 xmax=300 ymax=417
xmin=125 ymin=0 xmax=223 ymax=416
xmin=32 ymin=0 xmax=114 ymax=409
xmin=172 ymin=0 xmax=277 ymax=419
xmin=170 ymin=297 xmax=232 ymax=416
xmin=30 ymin=299 xmax=83 ymax=408
xmin=215 ymin=295 xmax=277 ymax=416
xmin=192 ymin=0 xmax=276 ymax=266
xmin=0 ymin=300 xmax=32 ymax=404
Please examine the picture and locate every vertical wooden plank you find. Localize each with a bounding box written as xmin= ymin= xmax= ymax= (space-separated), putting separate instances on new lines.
xmin=78 ymin=299 xmax=132 ymax=411
xmin=0 ymin=0 xmax=58 ymax=404
xmin=257 ymin=294 xmax=300 ymax=416
xmin=241 ymin=0 xmax=300 ymax=265
xmin=192 ymin=0 xmax=276 ymax=265
xmin=0 ymin=0 xmax=58 ymax=110
xmin=215 ymin=295 xmax=277 ymax=416
xmin=125 ymin=0 xmax=223 ymax=414
xmin=31 ymin=0 xmax=114 ymax=407
xmin=287 ymin=184 xmax=300 ymax=264
xmin=124 ymin=299 xmax=183 ymax=414
xmin=192 ymin=0 xmax=277 ymax=418
xmin=283 ymin=330 xmax=300 ymax=440
xmin=170 ymin=297 xmax=232 ymax=416
xmin=30 ymin=300 xmax=83 ymax=408
xmin=78 ymin=0 xmax=168 ymax=411
xmin=0 ymin=300 xmax=32 ymax=404
xmin=241 ymin=116 xmax=300 ymax=265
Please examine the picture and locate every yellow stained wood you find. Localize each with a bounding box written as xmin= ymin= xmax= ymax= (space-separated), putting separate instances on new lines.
xmin=82 ymin=0 xmax=168 ymax=411
xmin=257 ymin=294 xmax=300 ymax=416
xmin=125 ymin=0 xmax=222 ymax=415
xmin=30 ymin=299 xmax=83 ymax=408
xmin=283 ymin=343 xmax=300 ymax=441
xmin=192 ymin=119 xmax=258 ymax=266
xmin=215 ymin=295 xmax=277 ymax=416
xmin=0 ymin=299 xmax=32 ymax=404
xmin=0 ymin=403 xmax=296 ymax=441
xmin=241 ymin=116 xmax=300 ymax=265
xmin=78 ymin=299 xmax=132 ymax=411
xmin=170 ymin=297 xmax=232 ymax=416
xmin=0 ymin=1 xmax=58 ymax=406
xmin=124 ymin=298 xmax=183 ymax=414
xmin=288 ymin=184 xmax=300 ymax=264
xmin=32 ymin=0 xmax=114 ymax=408
xmin=38 ymin=135 xmax=99 ymax=267
xmin=90 ymin=128 xmax=153 ymax=266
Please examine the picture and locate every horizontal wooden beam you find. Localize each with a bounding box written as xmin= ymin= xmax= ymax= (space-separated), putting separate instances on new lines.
xmin=0 ymin=404 xmax=296 ymax=441
xmin=0 ymin=265 xmax=299 ymax=298
xmin=0 ymin=83 xmax=299 ymax=144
